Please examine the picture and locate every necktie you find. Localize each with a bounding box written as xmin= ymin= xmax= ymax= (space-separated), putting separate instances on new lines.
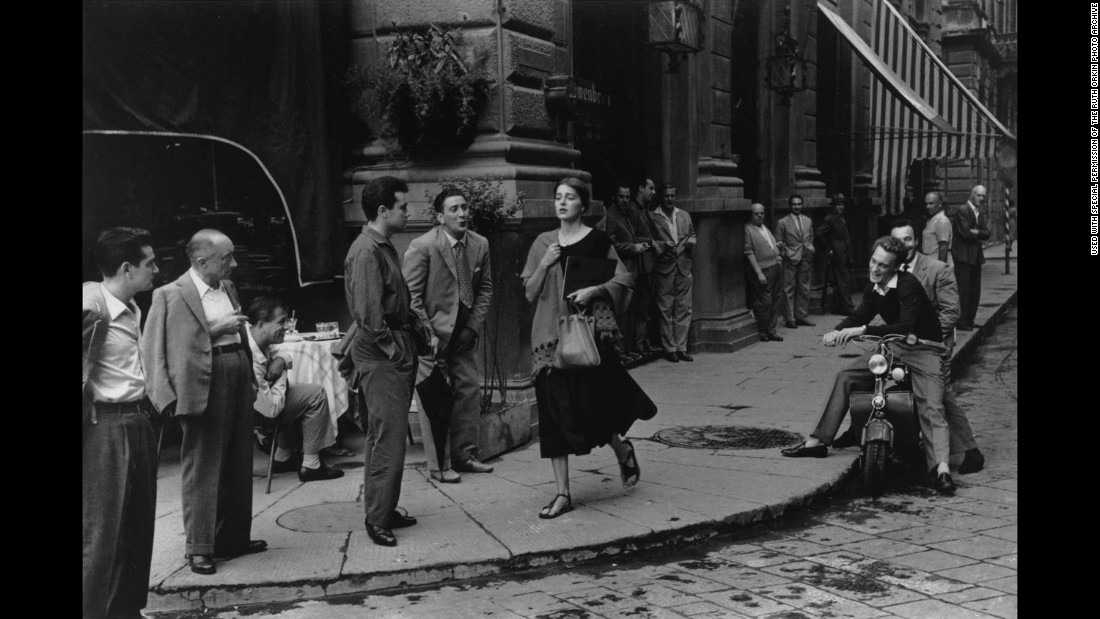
xmin=454 ymin=242 xmax=474 ymax=307
xmin=795 ymin=216 xmax=803 ymax=236
xmin=902 ymin=263 xmax=910 ymax=272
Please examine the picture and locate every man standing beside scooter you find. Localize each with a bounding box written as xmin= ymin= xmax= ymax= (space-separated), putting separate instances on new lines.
xmin=780 ymin=236 xmax=957 ymax=495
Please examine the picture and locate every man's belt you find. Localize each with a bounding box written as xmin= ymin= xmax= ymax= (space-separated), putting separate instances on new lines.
xmin=212 ymin=342 xmax=247 ymax=355
xmin=93 ymin=399 xmax=146 ymax=415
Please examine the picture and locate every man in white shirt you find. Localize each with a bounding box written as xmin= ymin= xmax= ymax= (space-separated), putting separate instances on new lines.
xmin=143 ymin=229 xmax=264 ymax=575
xmin=246 ymin=296 xmax=343 ymax=483
xmin=921 ymin=191 xmax=953 ymax=265
xmin=649 ymin=183 xmax=697 ymax=362
xmin=83 ymin=227 xmax=160 ymax=619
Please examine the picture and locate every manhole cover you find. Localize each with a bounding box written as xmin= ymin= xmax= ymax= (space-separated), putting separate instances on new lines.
xmin=652 ymin=426 xmax=803 ymax=450
xmin=277 ymin=501 xmax=363 ymax=533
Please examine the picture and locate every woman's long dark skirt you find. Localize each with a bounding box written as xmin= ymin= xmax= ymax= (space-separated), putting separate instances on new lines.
xmin=536 ymin=346 xmax=658 ymax=458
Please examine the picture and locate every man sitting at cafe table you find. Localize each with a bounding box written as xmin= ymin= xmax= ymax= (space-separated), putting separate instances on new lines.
xmin=246 ymin=296 xmax=344 ymax=482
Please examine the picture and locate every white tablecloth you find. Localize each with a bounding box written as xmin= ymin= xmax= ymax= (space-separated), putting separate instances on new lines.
xmin=272 ymin=334 xmax=350 ymax=436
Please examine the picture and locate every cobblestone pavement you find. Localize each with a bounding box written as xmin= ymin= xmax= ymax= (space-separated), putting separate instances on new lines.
xmin=160 ymin=308 xmax=1016 ymax=619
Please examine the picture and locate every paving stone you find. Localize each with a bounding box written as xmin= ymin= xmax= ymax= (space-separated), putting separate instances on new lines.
xmin=651 ymin=568 xmax=738 ymax=595
xmin=793 ymin=525 xmax=877 ymax=547
xmin=604 ymin=583 xmax=700 ymax=609
xmin=880 ymin=525 xmax=972 ymax=545
xmin=977 ymin=525 xmax=1016 ymax=543
xmin=669 ymin=600 xmax=747 ymax=616
xmin=696 ymin=589 xmax=798 ymax=617
xmin=962 ymin=595 xmax=1018 ymax=619
xmin=831 ymin=538 xmax=928 ymax=560
xmin=926 ymin=536 xmax=1016 ymax=561
xmin=984 ymin=554 xmax=1016 ymax=570
xmin=934 ymin=513 xmax=1014 ymax=533
xmin=715 ymin=549 xmax=797 ymax=568
xmin=952 ymin=485 xmax=1016 ymax=506
xmin=755 ymin=560 xmax=927 ymax=607
xmin=886 ymin=550 xmax=979 ymax=572
xmin=939 ymin=499 xmax=1017 ymax=519
xmin=496 ymin=591 xmax=585 ymax=615
xmin=683 ymin=562 xmax=794 ymax=590
xmin=934 ymin=562 xmax=1015 ymax=584
xmin=980 ymin=576 xmax=1017 ymax=595
xmin=805 ymin=554 xmax=970 ymax=596
xmin=936 ymin=587 xmax=1008 ymax=604
xmin=759 ymin=538 xmax=835 ymax=558
xmin=882 ymin=598 xmax=997 ymax=618
xmin=749 ymin=582 xmax=886 ymax=617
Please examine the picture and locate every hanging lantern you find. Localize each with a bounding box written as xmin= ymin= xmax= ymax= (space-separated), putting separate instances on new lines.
xmin=647 ymin=1 xmax=705 ymax=73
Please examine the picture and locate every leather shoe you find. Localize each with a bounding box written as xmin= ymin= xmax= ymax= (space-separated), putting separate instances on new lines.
xmin=664 ymin=352 xmax=679 ymax=363
xmin=781 ymin=441 xmax=827 ymax=458
xmin=785 ymin=321 xmax=798 ymax=329
xmin=768 ymin=332 xmax=784 ymax=342
xmin=832 ymin=430 xmax=860 ymax=449
xmin=933 ymin=471 xmax=957 ymax=495
xmin=430 ymin=469 xmax=461 ymax=483
xmin=187 ymin=554 xmax=216 ymax=575
xmin=213 ymin=540 xmax=267 ymax=559
xmin=271 ymin=456 xmax=300 ymax=474
xmin=958 ymin=448 xmax=985 ymax=474
xmin=365 ymin=523 xmax=396 ymax=547
xmin=676 ymin=351 xmax=694 ymax=362
xmin=299 ymin=462 xmax=344 ymax=482
xmin=795 ymin=319 xmax=816 ymax=327
xmin=454 ymin=456 xmax=494 ymax=473
xmin=387 ymin=509 xmax=417 ymax=529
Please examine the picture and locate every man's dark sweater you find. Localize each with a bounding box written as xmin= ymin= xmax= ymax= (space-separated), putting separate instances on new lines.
xmin=835 ymin=271 xmax=942 ymax=342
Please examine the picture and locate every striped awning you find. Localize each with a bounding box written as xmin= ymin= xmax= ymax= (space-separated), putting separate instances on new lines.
xmin=817 ymin=0 xmax=1014 ymax=214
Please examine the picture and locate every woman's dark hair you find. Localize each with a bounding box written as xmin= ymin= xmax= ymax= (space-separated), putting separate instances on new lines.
xmin=557 ymin=177 xmax=590 ymax=211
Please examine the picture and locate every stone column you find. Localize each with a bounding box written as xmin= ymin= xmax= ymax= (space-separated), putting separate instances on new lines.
xmin=344 ymin=0 xmax=595 ymax=458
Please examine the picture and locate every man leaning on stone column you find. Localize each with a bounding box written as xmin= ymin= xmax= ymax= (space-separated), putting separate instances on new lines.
xmin=403 ymin=187 xmax=496 ymax=484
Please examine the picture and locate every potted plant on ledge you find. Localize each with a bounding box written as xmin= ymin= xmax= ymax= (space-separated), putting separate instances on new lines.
xmin=348 ymin=24 xmax=492 ymax=153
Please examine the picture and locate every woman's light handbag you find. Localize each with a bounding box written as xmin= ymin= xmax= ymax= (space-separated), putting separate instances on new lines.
xmin=552 ymin=301 xmax=601 ymax=369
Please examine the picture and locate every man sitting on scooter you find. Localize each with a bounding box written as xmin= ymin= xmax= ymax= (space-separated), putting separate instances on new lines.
xmin=780 ymin=235 xmax=957 ymax=495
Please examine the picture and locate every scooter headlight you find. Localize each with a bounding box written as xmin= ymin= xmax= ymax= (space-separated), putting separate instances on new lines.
xmin=872 ymin=395 xmax=886 ymax=409
xmin=868 ymin=354 xmax=889 ymax=375
xmin=891 ymin=367 xmax=906 ymax=382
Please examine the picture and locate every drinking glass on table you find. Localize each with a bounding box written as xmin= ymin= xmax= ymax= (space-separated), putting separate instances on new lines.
xmin=285 ymin=317 xmax=298 ymax=336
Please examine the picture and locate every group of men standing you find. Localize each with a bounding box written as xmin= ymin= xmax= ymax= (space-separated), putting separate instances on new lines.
xmin=602 ymin=177 xmax=697 ymax=364
xmin=82 ymin=176 xmax=500 ymax=617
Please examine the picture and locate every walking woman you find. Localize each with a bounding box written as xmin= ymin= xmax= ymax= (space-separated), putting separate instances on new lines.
xmin=521 ymin=177 xmax=658 ymax=519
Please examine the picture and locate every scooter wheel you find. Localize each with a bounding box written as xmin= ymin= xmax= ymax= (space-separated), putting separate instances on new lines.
xmin=863 ymin=440 xmax=889 ymax=496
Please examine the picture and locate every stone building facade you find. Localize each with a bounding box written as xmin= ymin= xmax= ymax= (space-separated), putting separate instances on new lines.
xmin=340 ymin=0 xmax=1016 ymax=456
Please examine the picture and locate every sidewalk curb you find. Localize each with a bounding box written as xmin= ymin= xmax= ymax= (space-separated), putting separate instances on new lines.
xmin=147 ymin=279 xmax=1018 ymax=616
xmin=149 ymin=462 xmax=860 ymax=614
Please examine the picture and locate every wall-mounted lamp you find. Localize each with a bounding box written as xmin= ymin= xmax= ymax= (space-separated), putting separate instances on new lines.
xmin=765 ymin=1 xmax=809 ymax=105
xmin=647 ymin=1 xmax=705 ymax=74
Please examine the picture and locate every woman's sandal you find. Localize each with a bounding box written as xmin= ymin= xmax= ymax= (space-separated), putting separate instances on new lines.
xmin=538 ymin=493 xmax=574 ymax=519
xmin=617 ymin=438 xmax=641 ymax=488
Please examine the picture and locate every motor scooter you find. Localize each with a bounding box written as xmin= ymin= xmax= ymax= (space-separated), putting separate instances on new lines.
xmin=847 ymin=334 xmax=945 ymax=496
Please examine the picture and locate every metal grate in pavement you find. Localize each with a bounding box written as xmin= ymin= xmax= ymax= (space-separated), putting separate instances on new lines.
xmin=652 ymin=426 xmax=803 ymax=450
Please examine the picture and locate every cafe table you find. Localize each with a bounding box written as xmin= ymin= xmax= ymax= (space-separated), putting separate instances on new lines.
xmin=271 ymin=332 xmax=349 ymax=436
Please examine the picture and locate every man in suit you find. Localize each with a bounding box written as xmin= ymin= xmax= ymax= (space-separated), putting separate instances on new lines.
xmin=84 ymin=227 xmax=159 ymax=619
xmin=143 ymin=229 xmax=265 ymax=575
xmin=649 ymin=183 xmax=696 ymax=363
xmin=950 ymin=185 xmax=991 ymax=330
xmin=404 ymin=188 xmax=495 ymax=484
xmin=921 ymin=191 xmax=953 ymax=265
xmin=776 ymin=194 xmax=816 ymax=329
xmin=633 ymin=177 xmax=661 ymax=354
xmin=245 ymin=296 xmax=344 ymax=483
xmin=815 ymin=193 xmax=855 ymax=315
xmin=890 ymin=221 xmax=984 ymax=474
xmin=743 ymin=203 xmax=785 ymax=342
xmin=345 ymin=176 xmax=421 ymax=547
xmin=602 ymin=182 xmax=654 ymax=362
xmin=781 ymin=235 xmax=957 ymax=495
